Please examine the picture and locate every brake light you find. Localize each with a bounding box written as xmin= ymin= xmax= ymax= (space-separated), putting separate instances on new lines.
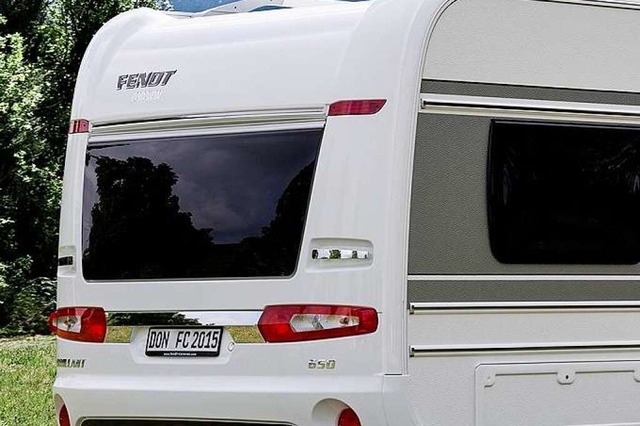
xmin=328 ymin=99 xmax=387 ymax=116
xmin=48 ymin=307 xmax=107 ymax=343
xmin=257 ymin=305 xmax=378 ymax=343
xmin=68 ymin=119 xmax=90 ymax=134
xmin=58 ymin=404 xmax=71 ymax=426
xmin=338 ymin=408 xmax=362 ymax=426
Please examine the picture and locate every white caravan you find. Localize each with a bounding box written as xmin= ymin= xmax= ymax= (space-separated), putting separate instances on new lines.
xmin=50 ymin=0 xmax=640 ymax=425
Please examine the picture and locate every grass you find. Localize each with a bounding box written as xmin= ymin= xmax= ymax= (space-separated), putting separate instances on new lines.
xmin=0 ymin=329 xmax=257 ymax=425
xmin=0 ymin=335 xmax=56 ymax=426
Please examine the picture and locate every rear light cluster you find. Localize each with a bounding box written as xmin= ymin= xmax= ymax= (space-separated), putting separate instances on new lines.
xmin=68 ymin=118 xmax=90 ymax=134
xmin=49 ymin=304 xmax=377 ymax=344
xmin=49 ymin=307 xmax=106 ymax=343
xmin=258 ymin=305 xmax=378 ymax=343
xmin=338 ymin=408 xmax=362 ymax=426
xmin=58 ymin=404 xmax=71 ymax=426
xmin=328 ymin=99 xmax=387 ymax=116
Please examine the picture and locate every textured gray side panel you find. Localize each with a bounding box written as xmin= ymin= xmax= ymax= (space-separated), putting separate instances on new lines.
xmin=408 ymin=280 xmax=640 ymax=303
xmin=409 ymin=113 xmax=640 ymax=275
xmin=421 ymin=79 xmax=640 ymax=105
xmin=409 ymin=114 xmax=490 ymax=274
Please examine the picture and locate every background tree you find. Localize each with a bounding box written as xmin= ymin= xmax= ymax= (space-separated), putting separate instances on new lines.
xmin=0 ymin=0 xmax=158 ymax=336
xmin=0 ymin=15 xmax=54 ymax=335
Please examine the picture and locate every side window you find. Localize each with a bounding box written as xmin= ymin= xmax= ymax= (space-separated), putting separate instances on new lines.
xmin=488 ymin=120 xmax=640 ymax=264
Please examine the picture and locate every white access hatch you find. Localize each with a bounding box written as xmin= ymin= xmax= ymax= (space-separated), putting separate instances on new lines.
xmin=476 ymin=361 xmax=640 ymax=425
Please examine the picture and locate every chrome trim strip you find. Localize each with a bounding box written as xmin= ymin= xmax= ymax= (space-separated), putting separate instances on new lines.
xmin=553 ymin=0 xmax=640 ymax=10
xmin=421 ymin=79 xmax=640 ymax=106
xmin=91 ymin=107 xmax=327 ymax=136
xmin=106 ymin=311 xmax=262 ymax=326
xmin=225 ymin=326 xmax=265 ymax=344
xmin=81 ymin=419 xmax=294 ymax=426
xmin=408 ymin=275 xmax=640 ymax=281
xmin=311 ymin=248 xmax=371 ymax=260
xmin=410 ymin=341 xmax=640 ymax=355
xmin=104 ymin=311 xmax=264 ymax=344
xmin=420 ymin=93 xmax=640 ymax=118
xmin=410 ymin=302 xmax=640 ymax=312
xmin=104 ymin=326 xmax=133 ymax=344
xmin=88 ymin=121 xmax=326 ymax=144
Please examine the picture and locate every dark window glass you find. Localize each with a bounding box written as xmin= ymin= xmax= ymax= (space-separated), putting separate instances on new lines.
xmin=488 ymin=120 xmax=640 ymax=264
xmin=83 ymin=129 xmax=322 ymax=280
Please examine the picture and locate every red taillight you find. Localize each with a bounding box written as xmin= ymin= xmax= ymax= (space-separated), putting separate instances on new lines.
xmin=328 ymin=99 xmax=387 ymax=116
xmin=257 ymin=305 xmax=378 ymax=343
xmin=48 ymin=307 xmax=106 ymax=343
xmin=338 ymin=408 xmax=362 ymax=426
xmin=68 ymin=119 xmax=90 ymax=134
xmin=58 ymin=404 xmax=71 ymax=426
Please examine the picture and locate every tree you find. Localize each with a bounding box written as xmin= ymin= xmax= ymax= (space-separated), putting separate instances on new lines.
xmin=158 ymin=0 xmax=174 ymax=11
xmin=0 ymin=15 xmax=57 ymax=334
xmin=37 ymin=0 xmax=158 ymax=161
xmin=0 ymin=0 xmax=158 ymax=335
xmin=84 ymin=156 xmax=212 ymax=280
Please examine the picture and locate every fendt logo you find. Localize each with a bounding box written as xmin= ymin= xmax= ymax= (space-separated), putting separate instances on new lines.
xmin=117 ymin=70 xmax=177 ymax=91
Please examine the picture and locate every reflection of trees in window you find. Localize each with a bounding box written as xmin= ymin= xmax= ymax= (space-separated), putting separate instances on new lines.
xmin=211 ymin=162 xmax=315 ymax=277
xmin=256 ymin=162 xmax=315 ymax=274
xmin=84 ymin=156 xmax=212 ymax=280
xmin=329 ymin=250 xmax=342 ymax=259
xmin=107 ymin=312 xmax=200 ymax=326
xmin=83 ymin=155 xmax=316 ymax=279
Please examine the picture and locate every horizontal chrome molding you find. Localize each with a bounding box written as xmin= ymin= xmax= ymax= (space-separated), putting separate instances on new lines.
xmin=82 ymin=419 xmax=293 ymax=426
xmin=409 ymin=275 xmax=640 ymax=281
xmin=410 ymin=341 xmax=640 ymax=356
xmin=422 ymin=79 xmax=640 ymax=105
xmin=410 ymin=302 xmax=640 ymax=312
xmin=90 ymin=107 xmax=327 ymax=137
xmin=421 ymin=94 xmax=640 ymax=118
xmin=552 ymin=0 xmax=640 ymax=10
xmin=106 ymin=311 xmax=262 ymax=326
xmin=104 ymin=311 xmax=264 ymax=344
xmin=104 ymin=326 xmax=133 ymax=344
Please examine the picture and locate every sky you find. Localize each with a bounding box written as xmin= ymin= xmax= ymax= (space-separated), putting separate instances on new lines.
xmin=170 ymin=0 xmax=242 ymax=12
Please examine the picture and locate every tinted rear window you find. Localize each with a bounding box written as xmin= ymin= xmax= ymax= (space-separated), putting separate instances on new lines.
xmin=83 ymin=129 xmax=322 ymax=280
xmin=488 ymin=120 xmax=640 ymax=264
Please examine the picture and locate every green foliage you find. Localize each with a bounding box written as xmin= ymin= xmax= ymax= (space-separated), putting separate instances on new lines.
xmin=36 ymin=0 xmax=159 ymax=162
xmin=0 ymin=21 xmax=57 ymax=335
xmin=0 ymin=0 xmax=158 ymax=337
xmin=1 ymin=276 xmax=56 ymax=337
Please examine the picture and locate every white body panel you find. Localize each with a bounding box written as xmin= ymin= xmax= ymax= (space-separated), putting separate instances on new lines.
xmin=424 ymin=0 xmax=640 ymax=92
xmin=54 ymin=0 xmax=640 ymax=425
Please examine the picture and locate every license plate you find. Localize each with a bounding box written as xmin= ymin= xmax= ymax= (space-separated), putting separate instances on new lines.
xmin=145 ymin=327 xmax=223 ymax=357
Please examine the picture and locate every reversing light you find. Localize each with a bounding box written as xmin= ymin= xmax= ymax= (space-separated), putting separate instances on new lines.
xmin=49 ymin=307 xmax=107 ymax=343
xmin=328 ymin=99 xmax=387 ymax=116
xmin=338 ymin=408 xmax=362 ymax=426
xmin=58 ymin=404 xmax=71 ymax=426
xmin=257 ymin=305 xmax=378 ymax=343
xmin=68 ymin=119 xmax=90 ymax=134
